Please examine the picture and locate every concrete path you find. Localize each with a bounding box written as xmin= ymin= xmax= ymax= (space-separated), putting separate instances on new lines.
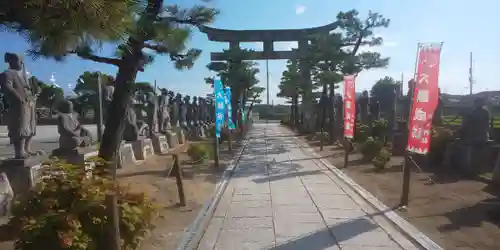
xmin=196 ymin=123 xmax=422 ymax=250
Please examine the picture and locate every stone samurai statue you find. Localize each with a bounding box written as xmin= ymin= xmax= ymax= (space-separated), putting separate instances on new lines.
xmin=0 ymin=53 xmax=40 ymax=159
xmin=57 ymin=100 xmax=92 ymax=151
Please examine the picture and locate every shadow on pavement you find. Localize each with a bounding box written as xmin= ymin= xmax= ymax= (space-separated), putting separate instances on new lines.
xmin=269 ymin=217 xmax=379 ymax=250
xmin=252 ymin=169 xmax=323 ymax=183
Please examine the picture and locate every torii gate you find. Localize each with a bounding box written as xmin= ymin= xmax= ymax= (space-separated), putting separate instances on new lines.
xmin=199 ymin=22 xmax=339 ymax=131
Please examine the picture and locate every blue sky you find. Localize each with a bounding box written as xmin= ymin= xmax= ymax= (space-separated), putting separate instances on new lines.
xmin=1 ymin=0 xmax=499 ymax=104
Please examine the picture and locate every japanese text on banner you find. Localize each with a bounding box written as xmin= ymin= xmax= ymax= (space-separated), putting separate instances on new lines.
xmin=214 ymin=79 xmax=225 ymax=138
xmin=407 ymin=44 xmax=442 ymax=154
xmin=225 ymin=87 xmax=236 ymax=130
xmin=343 ymin=75 xmax=356 ymax=139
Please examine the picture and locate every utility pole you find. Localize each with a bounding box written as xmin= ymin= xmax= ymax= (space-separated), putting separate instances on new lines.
xmin=469 ymin=52 xmax=474 ymax=95
xmin=266 ymin=60 xmax=270 ymax=124
xmin=266 ymin=60 xmax=270 ymax=105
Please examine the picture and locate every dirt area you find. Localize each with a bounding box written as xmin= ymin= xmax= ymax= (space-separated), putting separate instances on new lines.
xmin=124 ymin=140 xmax=238 ymax=250
xmin=296 ymin=131 xmax=500 ymax=250
xmin=0 ymin=139 xmax=240 ymax=250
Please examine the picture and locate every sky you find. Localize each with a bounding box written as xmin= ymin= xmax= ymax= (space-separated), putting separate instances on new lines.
xmin=1 ymin=0 xmax=499 ymax=104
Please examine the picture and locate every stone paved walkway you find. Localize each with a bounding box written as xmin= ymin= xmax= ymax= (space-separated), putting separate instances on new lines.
xmin=196 ymin=123 xmax=421 ymax=250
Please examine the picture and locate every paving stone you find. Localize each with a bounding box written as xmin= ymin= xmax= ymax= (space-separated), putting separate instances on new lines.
xmin=311 ymin=194 xmax=360 ymax=209
xmin=274 ymin=229 xmax=339 ymax=249
xmin=329 ymin=218 xmax=400 ymax=247
xmin=273 ymin=211 xmax=324 ymax=224
xmin=197 ymin=217 xmax=224 ymax=250
xmin=339 ymin=246 xmax=403 ymax=250
xmin=232 ymin=193 xmax=271 ymax=202
xmin=213 ymin=185 xmax=234 ymax=218
xmin=319 ymin=208 xmax=367 ymax=223
xmin=226 ymin=206 xmax=273 ymax=218
xmin=215 ymin=228 xmax=275 ymax=249
xmin=223 ymin=217 xmax=273 ymax=230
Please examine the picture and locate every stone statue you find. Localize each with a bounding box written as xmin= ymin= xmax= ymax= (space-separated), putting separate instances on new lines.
xmin=56 ymin=100 xmax=92 ymax=150
xmin=123 ymin=100 xmax=139 ymax=142
xmin=358 ymin=90 xmax=370 ymax=125
xmin=370 ymin=100 xmax=380 ymax=121
xmin=191 ymin=96 xmax=199 ymax=126
xmin=158 ymin=88 xmax=171 ymax=131
xmin=432 ymin=88 xmax=444 ymax=126
xmin=458 ymin=98 xmax=490 ymax=146
xmin=145 ymin=91 xmax=157 ymax=136
xmin=102 ymin=85 xmax=114 ymax=121
xmin=0 ymin=53 xmax=39 ymax=159
xmin=171 ymin=93 xmax=181 ymax=127
xmin=180 ymin=95 xmax=189 ymax=130
xmin=199 ymin=97 xmax=207 ymax=124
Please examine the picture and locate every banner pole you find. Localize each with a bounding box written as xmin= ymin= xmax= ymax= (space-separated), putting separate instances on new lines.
xmin=400 ymin=42 xmax=421 ymax=208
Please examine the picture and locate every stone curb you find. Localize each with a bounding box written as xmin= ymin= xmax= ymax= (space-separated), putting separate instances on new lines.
xmin=176 ymin=129 xmax=252 ymax=250
xmin=301 ymin=144 xmax=443 ymax=250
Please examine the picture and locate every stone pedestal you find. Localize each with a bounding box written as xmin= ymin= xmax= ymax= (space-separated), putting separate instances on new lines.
xmin=152 ymin=134 xmax=169 ymax=154
xmin=118 ymin=143 xmax=136 ymax=169
xmin=199 ymin=125 xmax=206 ymax=138
xmin=131 ymin=138 xmax=154 ymax=160
xmin=173 ymin=127 xmax=186 ymax=144
xmin=391 ymin=132 xmax=407 ymax=156
xmin=0 ymin=172 xmax=14 ymax=216
xmin=0 ymin=154 xmax=47 ymax=195
xmin=52 ymin=145 xmax=99 ymax=165
xmin=444 ymin=143 xmax=489 ymax=175
xmin=164 ymin=130 xmax=178 ymax=148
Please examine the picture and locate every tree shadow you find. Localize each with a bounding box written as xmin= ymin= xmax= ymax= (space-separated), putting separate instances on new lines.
xmin=268 ymin=217 xmax=379 ymax=250
xmin=437 ymin=198 xmax=500 ymax=232
xmin=252 ymin=169 xmax=323 ymax=183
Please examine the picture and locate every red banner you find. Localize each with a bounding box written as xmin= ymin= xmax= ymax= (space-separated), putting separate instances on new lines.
xmin=407 ymin=44 xmax=442 ymax=154
xmin=343 ymin=75 xmax=356 ymax=139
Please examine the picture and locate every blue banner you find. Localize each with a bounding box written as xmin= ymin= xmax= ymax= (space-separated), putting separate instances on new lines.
xmin=214 ymin=78 xmax=225 ymax=138
xmin=225 ymin=87 xmax=236 ymax=130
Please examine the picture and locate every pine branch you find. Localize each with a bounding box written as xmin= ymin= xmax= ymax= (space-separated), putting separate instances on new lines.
xmin=69 ymin=50 xmax=121 ymax=66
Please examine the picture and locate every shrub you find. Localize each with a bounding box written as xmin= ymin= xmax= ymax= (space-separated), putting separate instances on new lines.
xmin=360 ymin=137 xmax=383 ymax=161
xmin=372 ymin=147 xmax=391 ymax=171
xmin=187 ymin=143 xmax=210 ymax=163
xmin=10 ymin=160 xmax=156 ymax=250
xmin=372 ymin=119 xmax=388 ymax=139
xmin=354 ymin=123 xmax=370 ymax=142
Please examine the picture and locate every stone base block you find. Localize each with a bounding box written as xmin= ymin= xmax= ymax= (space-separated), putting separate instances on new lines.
xmin=152 ymin=134 xmax=169 ymax=154
xmin=174 ymin=127 xmax=186 ymax=144
xmin=165 ymin=130 xmax=178 ymax=148
xmin=0 ymin=154 xmax=47 ymax=195
xmin=52 ymin=145 xmax=99 ymax=165
xmin=0 ymin=172 xmax=14 ymax=216
xmin=118 ymin=143 xmax=136 ymax=169
xmin=131 ymin=138 xmax=154 ymax=160
xmin=199 ymin=126 xmax=206 ymax=138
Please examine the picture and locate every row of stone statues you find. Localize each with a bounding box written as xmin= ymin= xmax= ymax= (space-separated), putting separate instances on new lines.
xmin=0 ymin=52 xmax=215 ymax=160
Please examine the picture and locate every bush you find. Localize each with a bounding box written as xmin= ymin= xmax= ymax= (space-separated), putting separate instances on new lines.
xmin=187 ymin=143 xmax=210 ymax=163
xmin=372 ymin=147 xmax=391 ymax=171
xmin=372 ymin=119 xmax=388 ymax=139
xmin=10 ymin=160 xmax=156 ymax=250
xmin=360 ymin=137 xmax=383 ymax=161
xmin=354 ymin=123 xmax=370 ymax=142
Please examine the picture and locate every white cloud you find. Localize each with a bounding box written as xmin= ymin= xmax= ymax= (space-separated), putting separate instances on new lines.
xmin=295 ymin=5 xmax=306 ymax=15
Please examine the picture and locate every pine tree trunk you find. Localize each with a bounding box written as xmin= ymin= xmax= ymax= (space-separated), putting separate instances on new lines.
xmin=98 ymin=52 xmax=141 ymax=162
